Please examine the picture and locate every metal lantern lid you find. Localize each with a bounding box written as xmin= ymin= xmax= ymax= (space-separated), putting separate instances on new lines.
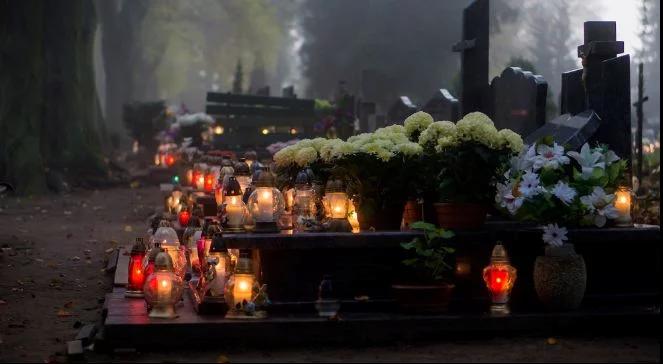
xmin=254 ymin=168 xmax=276 ymax=188
xmin=235 ymin=250 xmax=253 ymax=274
xmin=325 ymin=178 xmax=345 ymax=193
xmin=244 ymin=151 xmax=257 ymax=161
xmin=490 ymin=242 xmax=510 ymax=264
xmin=223 ymin=176 xmax=242 ymax=196
xmin=131 ymin=237 xmax=147 ymax=254
xmin=221 ymin=155 xmax=233 ymax=167
xmin=234 ymin=159 xmax=251 ymax=177
xmin=147 ymin=245 xmax=164 ymax=262
xmin=154 ymin=251 xmax=174 ymax=271
xmin=295 ymin=169 xmax=313 ymax=189
xmin=251 ymin=161 xmax=264 ymax=174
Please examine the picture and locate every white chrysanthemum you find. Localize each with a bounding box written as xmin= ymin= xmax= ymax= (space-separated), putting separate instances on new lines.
xmin=404 ymin=111 xmax=434 ymax=139
xmin=460 ymin=111 xmax=494 ymax=127
xmin=331 ymin=140 xmax=356 ymax=159
xmin=394 ymin=141 xmax=423 ymax=157
xmin=498 ymin=129 xmax=524 ymax=154
xmin=419 ymin=121 xmax=456 ymax=148
xmin=296 ymin=139 xmax=315 ymax=149
xmin=274 ymin=145 xmax=297 ymax=167
xmin=310 ymin=138 xmax=329 ymax=152
xmin=542 ymin=224 xmax=568 ymax=247
xmin=361 ymin=142 xmax=394 ymax=161
xmin=294 ymin=146 xmax=318 ymax=167
xmin=551 ymin=181 xmax=577 ymax=205
xmin=518 ymin=170 xmax=545 ymax=198
xmin=435 ymin=136 xmax=459 ymax=152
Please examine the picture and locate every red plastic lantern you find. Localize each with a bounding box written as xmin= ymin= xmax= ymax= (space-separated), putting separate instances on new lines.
xmin=165 ymin=154 xmax=176 ymax=167
xmin=482 ymin=243 xmax=517 ymax=314
xmin=186 ymin=168 xmax=194 ymax=186
xmin=125 ymin=238 xmax=147 ymax=298
xmin=178 ymin=210 xmax=191 ymax=227
xmin=204 ymin=173 xmax=215 ymax=192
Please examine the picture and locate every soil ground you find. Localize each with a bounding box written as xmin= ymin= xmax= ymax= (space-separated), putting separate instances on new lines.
xmin=0 ymin=186 xmax=659 ymax=363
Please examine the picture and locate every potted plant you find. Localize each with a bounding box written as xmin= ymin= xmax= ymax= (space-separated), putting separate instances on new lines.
xmin=417 ymin=112 xmax=523 ymax=228
xmin=533 ymin=224 xmax=587 ymax=310
xmin=393 ymin=221 xmax=456 ymax=313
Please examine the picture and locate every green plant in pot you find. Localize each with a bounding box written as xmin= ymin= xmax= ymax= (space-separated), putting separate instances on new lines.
xmin=417 ymin=111 xmax=523 ymax=229
xmin=393 ymin=221 xmax=456 ymax=313
xmin=534 ymin=223 xmax=587 ymax=310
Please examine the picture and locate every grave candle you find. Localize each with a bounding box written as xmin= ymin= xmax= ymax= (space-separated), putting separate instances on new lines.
xmin=348 ymin=199 xmax=360 ymax=233
xmin=178 ymin=210 xmax=191 ymax=227
xmin=323 ymin=178 xmax=351 ymax=232
xmin=186 ymin=168 xmax=193 ymax=186
xmin=204 ymin=172 xmax=215 ymax=192
xmin=223 ymin=177 xmax=247 ymax=232
xmin=256 ymin=188 xmax=273 ymax=221
xmin=144 ymin=252 xmax=183 ymax=319
xmin=125 ymin=238 xmax=147 ymax=298
xmin=482 ymin=243 xmax=516 ymax=315
xmin=614 ymin=186 xmax=632 ymax=226
xmin=247 ymin=168 xmax=284 ymax=232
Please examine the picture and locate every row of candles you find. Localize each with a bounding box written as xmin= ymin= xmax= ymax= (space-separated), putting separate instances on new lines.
xmin=168 ymin=156 xmax=361 ymax=234
xmin=125 ymin=218 xmax=264 ymax=318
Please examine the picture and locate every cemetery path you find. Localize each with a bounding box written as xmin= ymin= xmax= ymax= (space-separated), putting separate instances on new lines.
xmin=0 ymin=186 xmax=659 ymax=363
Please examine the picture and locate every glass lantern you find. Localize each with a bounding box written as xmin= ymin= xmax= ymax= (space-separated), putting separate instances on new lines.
xmin=126 ymin=238 xmax=148 ymax=298
xmin=198 ymin=222 xmax=222 ymax=272
xmin=185 ymin=167 xmax=194 ymax=186
xmin=153 ymin=224 xmax=186 ymax=280
xmin=204 ymin=170 xmax=215 ymax=193
xmin=348 ymin=198 xmax=360 ymax=233
xmin=225 ymin=250 xmax=262 ymax=318
xmin=222 ymin=177 xmax=248 ymax=232
xmin=246 ymin=168 xmax=285 ymax=233
xmin=234 ymin=158 xmax=252 ymax=193
xmin=323 ymin=178 xmax=352 ymax=232
xmin=143 ymin=252 xmax=183 ymax=319
xmin=293 ymin=169 xmax=317 ymax=232
xmin=614 ymin=186 xmax=633 ymax=226
xmin=243 ymin=151 xmax=257 ymax=170
xmin=178 ymin=209 xmax=191 ymax=227
xmin=482 ymin=242 xmax=517 ymax=315
xmin=142 ymin=243 xmax=163 ymax=281
xmin=203 ymin=235 xmax=232 ymax=302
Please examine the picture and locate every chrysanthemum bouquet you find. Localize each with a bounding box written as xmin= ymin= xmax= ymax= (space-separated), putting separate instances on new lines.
xmin=495 ymin=139 xmax=628 ymax=232
xmin=415 ymin=111 xmax=523 ymax=204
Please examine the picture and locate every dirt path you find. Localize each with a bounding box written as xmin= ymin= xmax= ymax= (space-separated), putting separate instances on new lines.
xmin=0 ymin=186 xmax=659 ymax=362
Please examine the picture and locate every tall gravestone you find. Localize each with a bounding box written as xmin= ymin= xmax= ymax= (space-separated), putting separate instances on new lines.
xmin=386 ymin=96 xmax=417 ymax=125
xmin=282 ymin=86 xmax=296 ymax=98
xmin=490 ymin=67 xmax=548 ymax=136
xmin=452 ymin=0 xmax=489 ymax=116
xmin=422 ymin=89 xmax=460 ymax=122
xmin=526 ymin=21 xmax=631 ymax=165
xmin=357 ymin=101 xmax=376 ymax=132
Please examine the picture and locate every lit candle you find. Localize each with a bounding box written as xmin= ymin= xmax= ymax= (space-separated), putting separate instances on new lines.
xmin=256 ymin=187 xmax=273 ymax=222
xmin=614 ymin=187 xmax=632 ymax=226
xmin=348 ymin=200 xmax=360 ymax=233
xmin=327 ymin=192 xmax=348 ymax=219
xmin=178 ymin=210 xmax=191 ymax=227
xmin=233 ymin=273 xmax=254 ymax=303
xmin=186 ymin=169 xmax=193 ymax=185
xmin=225 ymin=196 xmax=245 ymax=227
xmin=483 ymin=243 xmax=516 ymax=314
xmin=157 ymin=272 xmax=172 ymax=301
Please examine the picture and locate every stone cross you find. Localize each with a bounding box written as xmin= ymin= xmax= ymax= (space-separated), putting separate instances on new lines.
xmin=422 ymin=89 xmax=460 ymax=122
xmin=490 ymin=67 xmax=548 ymax=136
xmin=452 ymin=0 xmax=489 ymax=116
xmin=526 ymin=21 xmax=631 ymax=165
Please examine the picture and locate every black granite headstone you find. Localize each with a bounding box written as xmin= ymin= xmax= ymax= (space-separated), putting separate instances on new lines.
xmin=256 ymin=86 xmax=270 ymax=97
xmin=525 ymin=110 xmax=601 ymax=150
xmin=422 ymin=89 xmax=460 ymax=122
xmin=386 ymin=96 xmax=417 ymax=125
xmin=490 ymin=67 xmax=548 ymax=135
xmin=358 ymin=101 xmax=376 ymax=132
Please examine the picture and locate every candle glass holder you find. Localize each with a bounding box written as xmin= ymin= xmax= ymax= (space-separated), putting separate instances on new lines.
xmin=482 ymin=243 xmax=517 ymax=315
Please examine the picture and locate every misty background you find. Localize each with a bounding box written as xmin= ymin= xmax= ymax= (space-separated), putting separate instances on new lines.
xmin=93 ymin=0 xmax=660 ymax=142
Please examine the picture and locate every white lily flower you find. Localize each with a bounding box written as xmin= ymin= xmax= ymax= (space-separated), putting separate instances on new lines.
xmin=580 ymin=187 xmax=619 ymax=227
xmin=568 ymin=143 xmax=605 ymax=179
xmin=551 ymin=181 xmax=577 ymax=205
xmin=542 ymin=223 xmax=568 ymax=247
xmin=518 ymin=171 xmax=545 ymax=198
xmin=600 ymin=149 xmax=620 ymax=165
xmin=533 ymin=143 xmax=569 ymax=170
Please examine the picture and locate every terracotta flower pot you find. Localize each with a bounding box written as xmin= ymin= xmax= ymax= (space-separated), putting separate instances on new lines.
xmin=433 ymin=202 xmax=487 ymax=229
xmin=392 ymin=283 xmax=455 ymax=313
xmin=534 ymin=244 xmax=587 ymax=311
xmin=402 ymin=200 xmax=423 ymax=230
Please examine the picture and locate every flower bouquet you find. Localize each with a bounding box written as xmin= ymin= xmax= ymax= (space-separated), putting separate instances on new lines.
xmin=415 ymin=111 xmax=523 ymax=228
xmin=495 ymin=140 xmax=628 ymax=231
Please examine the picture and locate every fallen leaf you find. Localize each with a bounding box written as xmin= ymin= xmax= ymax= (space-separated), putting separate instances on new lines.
xmin=71 ymin=256 xmax=81 ymax=262
xmin=64 ymin=211 xmax=72 ymax=216
xmin=546 ymin=337 xmax=558 ymax=345
xmin=56 ymin=309 xmax=73 ymax=317
xmin=124 ymin=225 xmax=133 ymax=232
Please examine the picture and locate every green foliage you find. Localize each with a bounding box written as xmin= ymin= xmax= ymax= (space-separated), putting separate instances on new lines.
xmin=435 ymin=142 xmax=513 ymax=204
xmin=314 ymin=99 xmax=334 ymax=116
xmin=400 ymin=222 xmax=455 ymax=283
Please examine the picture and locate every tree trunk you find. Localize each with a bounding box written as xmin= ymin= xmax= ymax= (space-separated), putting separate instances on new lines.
xmin=0 ymin=0 xmax=106 ymax=194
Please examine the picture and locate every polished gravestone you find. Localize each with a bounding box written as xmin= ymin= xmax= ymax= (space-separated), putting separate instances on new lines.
xmin=386 ymin=96 xmax=418 ymax=125
xmin=491 ymin=67 xmax=548 ymax=136
xmin=422 ymin=89 xmax=461 ymax=122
